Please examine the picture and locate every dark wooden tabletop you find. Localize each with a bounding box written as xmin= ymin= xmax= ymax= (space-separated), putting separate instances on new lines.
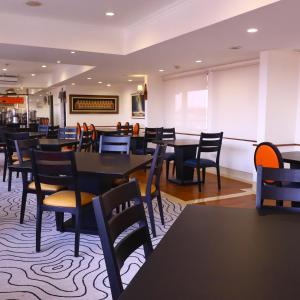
xmin=120 ymin=205 xmax=300 ymax=300
xmin=155 ymin=139 xmax=199 ymax=147
xmin=10 ymin=152 xmax=151 ymax=176
xmin=39 ymin=138 xmax=79 ymax=147
xmin=282 ymin=151 xmax=300 ymax=164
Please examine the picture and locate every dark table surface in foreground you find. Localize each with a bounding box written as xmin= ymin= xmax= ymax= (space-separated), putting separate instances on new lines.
xmin=120 ymin=205 xmax=300 ymax=300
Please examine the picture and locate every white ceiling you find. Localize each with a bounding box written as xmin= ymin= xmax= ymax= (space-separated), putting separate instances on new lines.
xmin=0 ymin=0 xmax=299 ymax=89
xmin=1 ymin=0 xmax=178 ymax=26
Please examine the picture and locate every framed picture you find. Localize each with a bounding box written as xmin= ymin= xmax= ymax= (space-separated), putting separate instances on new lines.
xmin=69 ymin=94 xmax=119 ymax=114
xmin=132 ymin=94 xmax=145 ymax=119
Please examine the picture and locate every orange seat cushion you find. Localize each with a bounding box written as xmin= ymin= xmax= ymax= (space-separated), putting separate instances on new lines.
xmin=28 ymin=181 xmax=65 ymax=192
xmin=43 ymin=191 xmax=95 ymax=208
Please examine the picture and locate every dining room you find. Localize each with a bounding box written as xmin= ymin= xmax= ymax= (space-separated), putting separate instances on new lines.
xmin=1 ymin=0 xmax=300 ymax=299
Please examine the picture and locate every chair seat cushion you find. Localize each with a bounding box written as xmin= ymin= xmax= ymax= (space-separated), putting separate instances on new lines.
xmin=28 ymin=181 xmax=65 ymax=192
xmin=139 ymin=182 xmax=156 ymax=197
xmin=12 ymin=157 xmax=30 ymax=165
xmin=43 ymin=191 xmax=95 ymax=208
xmin=164 ymin=152 xmax=175 ymax=161
xmin=184 ymin=158 xmax=216 ymax=168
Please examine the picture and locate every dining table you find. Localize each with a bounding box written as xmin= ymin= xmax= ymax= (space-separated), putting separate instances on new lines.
xmin=282 ymin=151 xmax=300 ymax=168
xmin=155 ymin=139 xmax=199 ymax=184
xmin=39 ymin=138 xmax=79 ymax=151
xmin=120 ymin=205 xmax=300 ymax=300
xmin=11 ymin=152 xmax=152 ymax=234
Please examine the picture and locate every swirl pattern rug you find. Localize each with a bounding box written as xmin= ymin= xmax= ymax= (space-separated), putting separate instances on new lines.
xmin=0 ymin=177 xmax=185 ymax=300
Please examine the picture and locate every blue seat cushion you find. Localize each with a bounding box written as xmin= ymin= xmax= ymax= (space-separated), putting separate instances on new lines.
xmin=184 ymin=158 xmax=216 ymax=168
xmin=164 ymin=152 xmax=175 ymax=161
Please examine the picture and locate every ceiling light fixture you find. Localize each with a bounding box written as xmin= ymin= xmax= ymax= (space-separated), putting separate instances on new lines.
xmin=25 ymin=1 xmax=42 ymax=7
xmin=195 ymin=60 xmax=203 ymax=63
xmin=98 ymin=81 xmax=102 ymax=84
xmin=56 ymin=60 xmax=61 ymax=64
xmin=87 ymin=77 xmax=92 ymax=80
xmin=106 ymin=84 xmax=111 ymax=87
xmin=41 ymin=65 xmax=47 ymax=68
xmin=247 ymin=28 xmax=258 ymax=33
xmin=128 ymin=79 xmax=133 ymax=82
xmin=31 ymin=73 xmax=36 ymax=76
xmin=159 ymin=69 xmax=165 ymax=72
xmin=71 ymin=83 xmax=76 ymax=86
xmin=105 ymin=12 xmax=115 ymax=16
xmin=2 ymin=68 xmax=7 ymax=71
xmin=70 ymin=51 xmax=76 ymax=54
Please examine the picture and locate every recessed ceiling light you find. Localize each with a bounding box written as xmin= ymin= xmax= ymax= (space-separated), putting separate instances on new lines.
xmin=56 ymin=60 xmax=61 ymax=64
xmin=2 ymin=68 xmax=7 ymax=71
xmin=98 ymin=81 xmax=102 ymax=84
xmin=159 ymin=69 xmax=165 ymax=72
xmin=195 ymin=60 xmax=203 ymax=63
xmin=71 ymin=83 xmax=76 ymax=86
xmin=70 ymin=51 xmax=76 ymax=54
xmin=247 ymin=28 xmax=258 ymax=33
xmin=106 ymin=84 xmax=111 ymax=87
xmin=128 ymin=79 xmax=133 ymax=82
xmin=41 ymin=65 xmax=47 ymax=68
xmin=25 ymin=1 xmax=42 ymax=7
xmin=31 ymin=73 xmax=36 ymax=76
xmin=39 ymin=94 xmax=42 ymax=97
xmin=87 ymin=77 xmax=92 ymax=80
xmin=105 ymin=12 xmax=115 ymax=16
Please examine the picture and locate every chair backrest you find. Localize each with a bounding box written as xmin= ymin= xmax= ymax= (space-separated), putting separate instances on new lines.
xmin=99 ymin=135 xmax=131 ymax=154
xmin=78 ymin=130 xmax=92 ymax=152
xmin=118 ymin=125 xmax=133 ymax=135
xmin=124 ymin=122 xmax=129 ymax=127
xmin=48 ymin=125 xmax=59 ymax=138
xmin=31 ymin=150 xmax=78 ymax=202
xmin=92 ymin=179 xmax=153 ymax=300
xmin=89 ymin=124 xmax=97 ymax=142
xmin=197 ymin=132 xmax=223 ymax=162
xmin=133 ymin=123 xmax=140 ymax=135
xmin=38 ymin=124 xmax=49 ymax=135
xmin=116 ymin=122 xmax=121 ymax=130
xmin=76 ymin=122 xmax=81 ymax=138
xmin=15 ymin=138 xmax=40 ymax=163
xmin=160 ymin=127 xmax=176 ymax=140
xmin=256 ymin=166 xmax=300 ymax=209
xmin=59 ymin=127 xmax=77 ymax=139
xmin=146 ymin=144 xmax=167 ymax=194
xmin=82 ymin=122 xmax=89 ymax=132
xmin=254 ymin=142 xmax=283 ymax=170
xmin=4 ymin=132 xmax=30 ymax=161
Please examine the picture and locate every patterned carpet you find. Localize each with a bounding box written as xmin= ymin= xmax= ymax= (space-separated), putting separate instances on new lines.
xmin=0 ymin=174 xmax=185 ymax=300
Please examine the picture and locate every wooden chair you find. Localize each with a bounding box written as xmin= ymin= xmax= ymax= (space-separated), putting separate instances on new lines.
xmin=133 ymin=123 xmax=140 ymax=135
xmin=116 ymin=122 xmax=121 ymax=130
xmin=89 ymin=124 xmax=98 ymax=152
xmin=137 ymin=144 xmax=167 ymax=237
xmin=15 ymin=139 xmax=66 ymax=224
xmin=82 ymin=122 xmax=88 ymax=132
xmin=135 ymin=127 xmax=162 ymax=155
xmin=160 ymin=127 xmax=176 ymax=180
xmin=99 ymin=135 xmax=131 ymax=154
xmin=92 ymin=179 xmax=153 ymax=300
xmin=183 ymin=132 xmax=223 ymax=192
xmin=118 ymin=125 xmax=133 ymax=135
xmin=78 ymin=130 xmax=92 ymax=152
xmin=256 ymin=166 xmax=300 ymax=209
xmin=76 ymin=122 xmax=81 ymax=139
xmin=48 ymin=125 xmax=59 ymax=138
xmin=254 ymin=142 xmax=284 ymax=206
xmin=38 ymin=124 xmax=49 ymax=136
xmin=31 ymin=150 xmax=95 ymax=257
xmin=4 ymin=132 xmax=30 ymax=191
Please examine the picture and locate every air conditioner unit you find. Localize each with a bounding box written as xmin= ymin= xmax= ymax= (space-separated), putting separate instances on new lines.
xmin=0 ymin=75 xmax=18 ymax=83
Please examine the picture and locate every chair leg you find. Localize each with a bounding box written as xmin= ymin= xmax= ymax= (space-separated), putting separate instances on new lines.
xmin=3 ymin=153 xmax=7 ymax=182
xmin=36 ymin=207 xmax=43 ymax=252
xmin=196 ymin=167 xmax=201 ymax=192
xmin=165 ymin=160 xmax=170 ymax=180
xmin=156 ymin=192 xmax=165 ymax=225
xmin=172 ymin=161 xmax=176 ymax=175
xmin=216 ymin=166 xmax=221 ymax=190
xmin=55 ymin=212 xmax=64 ymax=232
xmin=20 ymin=190 xmax=27 ymax=224
xmin=74 ymin=212 xmax=81 ymax=257
xmin=8 ymin=170 xmax=12 ymax=192
xmin=202 ymin=168 xmax=206 ymax=183
xmin=145 ymin=197 xmax=156 ymax=237
xmin=16 ymin=171 xmax=20 ymax=178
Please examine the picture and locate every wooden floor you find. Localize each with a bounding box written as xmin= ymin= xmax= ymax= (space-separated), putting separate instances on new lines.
xmin=132 ymin=163 xmax=253 ymax=204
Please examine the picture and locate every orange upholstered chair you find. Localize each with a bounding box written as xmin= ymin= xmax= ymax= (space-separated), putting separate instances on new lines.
xmin=116 ymin=122 xmax=121 ymax=130
xmin=89 ymin=124 xmax=97 ymax=151
xmin=133 ymin=123 xmax=140 ymax=135
xmin=124 ymin=122 xmax=129 ymax=128
xmin=76 ymin=123 xmax=81 ymax=139
xmin=82 ymin=122 xmax=88 ymax=132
